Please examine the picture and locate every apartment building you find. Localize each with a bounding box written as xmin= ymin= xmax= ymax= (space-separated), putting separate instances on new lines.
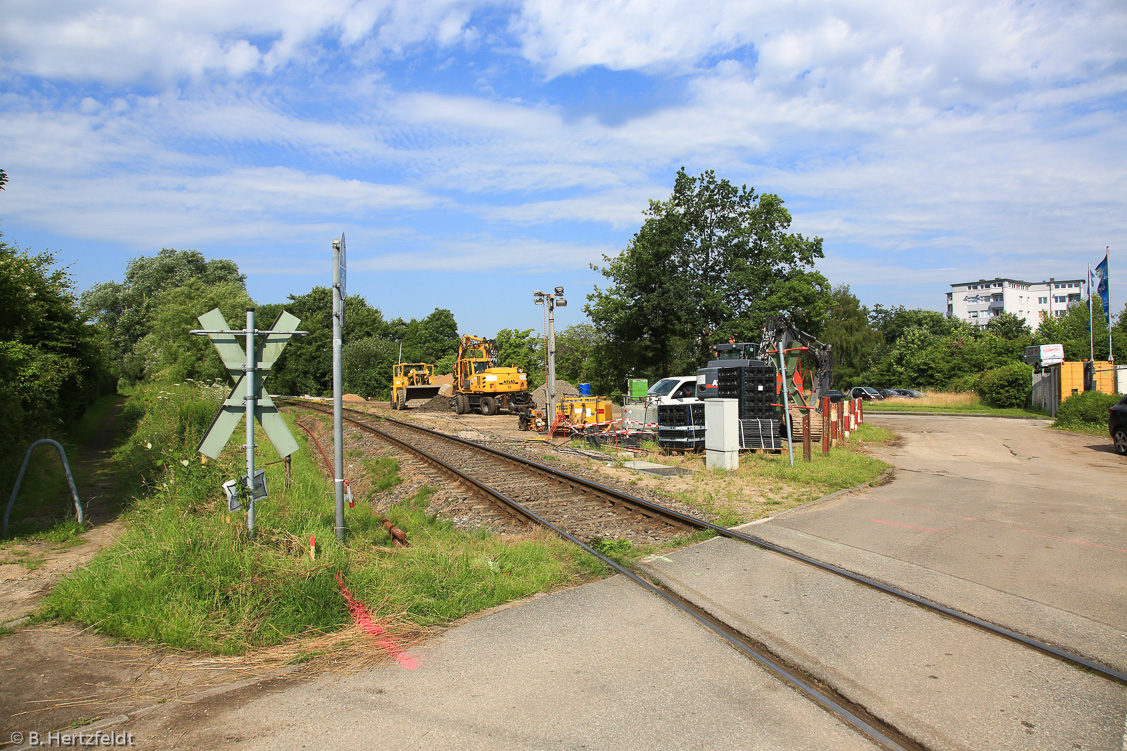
xmin=946 ymin=277 xmax=1087 ymax=329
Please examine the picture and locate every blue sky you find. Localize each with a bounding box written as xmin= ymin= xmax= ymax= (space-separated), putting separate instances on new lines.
xmin=2 ymin=0 xmax=1125 ymax=337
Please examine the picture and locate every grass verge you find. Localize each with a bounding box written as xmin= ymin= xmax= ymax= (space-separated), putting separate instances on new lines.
xmin=42 ymin=380 xmax=605 ymax=654
xmin=865 ymin=392 xmax=1048 ymax=418
xmin=593 ymin=422 xmax=895 ymax=537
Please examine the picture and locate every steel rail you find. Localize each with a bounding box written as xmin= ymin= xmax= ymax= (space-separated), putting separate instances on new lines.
xmin=284 ymin=401 xmax=913 ymax=750
xmin=285 ymin=400 xmax=1127 ymax=687
xmin=480 ymin=489 xmax=916 ymax=751
xmin=381 ymin=415 xmax=1127 ymax=685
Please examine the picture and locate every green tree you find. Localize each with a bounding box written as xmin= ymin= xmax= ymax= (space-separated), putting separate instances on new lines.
xmin=978 ymin=362 xmax=1033 ymax=408
xmin=1114 ymin=301 xmax=1127 ymax=362
xmin=554 ymin=323 xmax=615 ymax=392
xmin=1034 ymin=299 xmax=1111 ymax=361
xmin=862 ymin=326 xmax=942 ymax=389
xmin=266 ymin=288 xmax=390 ymax=397
xmin=343 ymin=337 xmax=399 ymax=400
xmin=402 ymin=309 xmax=459 ymax=364
xmin=81 ymin=248 xmax=246 ymax=383
xmin=495 ymin=328 xmax=544 ymax=390
xmin=586 ymin=168 xmax=829 ymax=382
xmin=820 ymin=285 xmax=881 ymax=388
xmin=985 ymin=312 xmax=1032 ymax=341
xmin=0 ymin=240 xmax=110 ymax=462
xmin=868 ymin=305 xmax=961 ymax=346
xmin=134 ymin=278 xmax=255 ymax=383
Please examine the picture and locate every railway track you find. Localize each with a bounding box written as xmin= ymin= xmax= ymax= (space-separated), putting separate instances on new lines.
xmin=290 ymin=400 xmax=705 ymax=545
xmin=283 ymin=399 xmax=1125 ymax=751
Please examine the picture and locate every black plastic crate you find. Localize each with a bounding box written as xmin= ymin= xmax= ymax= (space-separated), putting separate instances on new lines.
xmin=657 ymin=402 xmax=705 ymax=428
xmin=658 ymin=436 xmax=706 ymax=450
xmin=739 ymin=418 xmax=781 ymax=450
xmin=658 ymin=426 xmax=706 ymax=440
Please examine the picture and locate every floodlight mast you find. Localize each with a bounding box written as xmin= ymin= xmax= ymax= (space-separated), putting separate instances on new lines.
xmin=532 ymin=287 xmax=566 ymax=425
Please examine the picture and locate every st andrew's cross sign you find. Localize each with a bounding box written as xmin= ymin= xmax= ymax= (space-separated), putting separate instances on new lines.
xmin=195 ymin=308 xmax=302 ymax=460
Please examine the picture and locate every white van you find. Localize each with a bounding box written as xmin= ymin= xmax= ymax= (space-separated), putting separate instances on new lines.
xmin=646 ymin=376 xmax=701 ymax=405
xmin=623 ymin=376 xmax=700 ymax=429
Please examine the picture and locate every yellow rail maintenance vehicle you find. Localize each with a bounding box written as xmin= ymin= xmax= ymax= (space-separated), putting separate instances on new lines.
xmin=390 ymin=362 xmax=441 ymax=410
xmin=451 ymin=335 xmax=533 ymax=416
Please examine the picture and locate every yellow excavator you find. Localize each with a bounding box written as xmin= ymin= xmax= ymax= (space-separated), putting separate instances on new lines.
xmin=390 ymin=362 xmax=441 ymax=410
xmin=451 ymin=335 xmax=533 ymax=415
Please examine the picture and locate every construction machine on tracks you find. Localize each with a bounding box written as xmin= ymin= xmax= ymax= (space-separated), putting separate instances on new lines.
xmin=450 ymin=335 xmax=533 ymax=415
xmin=390 ymin=362 xmax=441 ymax=410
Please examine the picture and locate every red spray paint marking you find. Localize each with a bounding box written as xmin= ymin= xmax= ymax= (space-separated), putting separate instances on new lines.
xmin=336 ymin=572 xmax=418 ymax=670
xmin=871 ymin=498 xmax=1127 ymax=554
xmin=870 ymin=518 xmax=945 ymax=533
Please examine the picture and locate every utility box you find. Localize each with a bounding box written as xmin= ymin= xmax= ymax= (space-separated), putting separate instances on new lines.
xmin=705 ymin=399 xmax=739 ymax=471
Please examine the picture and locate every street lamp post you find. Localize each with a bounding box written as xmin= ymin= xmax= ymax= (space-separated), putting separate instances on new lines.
xmin=533 ymin=287 xmax=567 ymax=428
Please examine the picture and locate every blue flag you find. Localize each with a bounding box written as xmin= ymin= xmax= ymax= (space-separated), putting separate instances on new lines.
xmin=1093 ymin=254 xmax=1110 ymax=325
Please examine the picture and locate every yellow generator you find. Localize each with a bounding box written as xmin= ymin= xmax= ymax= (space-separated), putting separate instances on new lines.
xmin=451 ymin=335 xmax=533 ymax=415
xmin=390 ymin=363 xmax=441 ymax=410
xmin=555 ymin=396 xmax=615 ymax=427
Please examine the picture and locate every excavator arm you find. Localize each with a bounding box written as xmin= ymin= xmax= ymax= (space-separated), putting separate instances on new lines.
xmin=757 ymin=314 xmax=834 ymax=408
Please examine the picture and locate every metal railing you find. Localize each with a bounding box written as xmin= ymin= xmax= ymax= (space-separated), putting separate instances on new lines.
xmin=3 ymin=439 xmax=84 ymax=537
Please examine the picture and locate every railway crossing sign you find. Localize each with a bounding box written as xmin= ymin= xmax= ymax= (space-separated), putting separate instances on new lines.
xmin=334 ymin=233 xmax=346 ymax=327
xmin=195 ymin=308 xmax=303 ymax=460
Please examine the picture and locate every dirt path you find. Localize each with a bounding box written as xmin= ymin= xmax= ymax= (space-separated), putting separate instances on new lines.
xmin=0 ymin=399 xmax=317 ymax=744
xmin=0 ymin=398 xmax=128 ymax=627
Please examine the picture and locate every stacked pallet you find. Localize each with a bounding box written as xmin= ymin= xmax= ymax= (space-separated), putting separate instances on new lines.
xmin=657 ymin=403 xmax=706 ymax=451
xmin=718 ymin=364 xmax=781 ymax=451
xmin=785 ymin=406 xmax=824 ymax=443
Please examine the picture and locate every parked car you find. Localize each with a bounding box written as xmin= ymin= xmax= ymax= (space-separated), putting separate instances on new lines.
xmin=850 ymin=386 xmax=883 ymax=401
xmin=1110 ymin=395 xmax=1127 ymax=455
xmin=824 ymin=389 xmax=846 ymax=403
xmin=895 ymin=389 xmax=925 ymax=398
xmin=877 ymin=389 xmax=900 ymax=399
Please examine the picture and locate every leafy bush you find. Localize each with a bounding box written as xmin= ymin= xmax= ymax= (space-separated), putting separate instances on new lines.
xmin=946 ymin=372 xmax=982 ymax=394
xmin=977 ymin=362 xmax=1032 ymax=408
xmin=1054 ymin=390 xmax=1119 ymax=429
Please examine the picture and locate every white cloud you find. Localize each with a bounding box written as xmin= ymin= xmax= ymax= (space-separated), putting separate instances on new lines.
xmin=353 ymin=234 xmax=614 ymax=272
xmin=0 ymin=0 xmax=486 ymax=84
xmin=0 ymin=0 xmax=1123 ymax=316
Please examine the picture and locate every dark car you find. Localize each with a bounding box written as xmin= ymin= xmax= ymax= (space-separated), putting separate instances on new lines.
xmin=877 ymin=389 xmax=900 ymax=399
xmin=1110 ymin=395 xmax=1127 ymax=455
xmin=895 ymin=389 xmax=924 ymax=398
xmin=850 ymin=386 xmax=883 ymax=401
xmin=824 ymin=389 xmax=846 ymax=403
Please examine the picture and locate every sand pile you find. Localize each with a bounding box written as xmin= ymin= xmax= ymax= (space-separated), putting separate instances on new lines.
xmin=530 ymin=379 xmax=580 ymax=409
xmin=417 ymin=394 xmax=452 ymax=412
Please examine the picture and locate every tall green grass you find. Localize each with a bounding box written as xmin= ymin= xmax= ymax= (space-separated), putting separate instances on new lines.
xmin=43 ymin=380 xmax=604 ymax=654
xmin=865 ymin=392 xmax=1048 ymax=417
xmin=2 ymin=394 xmax=126 ymax=542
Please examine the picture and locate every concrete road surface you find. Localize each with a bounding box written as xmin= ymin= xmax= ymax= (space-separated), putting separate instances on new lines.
xmin=746 ymin=414 xmax=1127 ymax=672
